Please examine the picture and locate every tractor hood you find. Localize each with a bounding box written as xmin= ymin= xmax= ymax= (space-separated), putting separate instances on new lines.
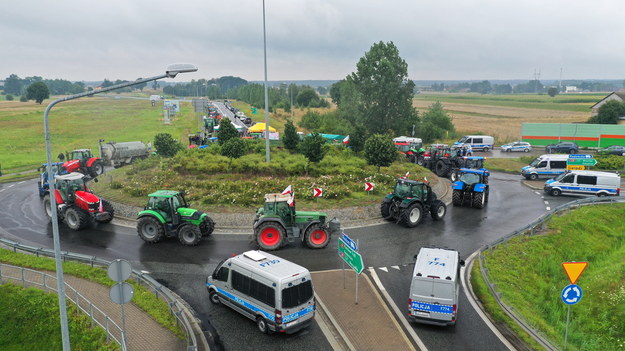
xmin=295 ymin=211 xmax=327 ymax=219
xmin=178 ymin=207 xmax=204 ymax=220
xmin=75 ymin=190 xmax=99 ymax=204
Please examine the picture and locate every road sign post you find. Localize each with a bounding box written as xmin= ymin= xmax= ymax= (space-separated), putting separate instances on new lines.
xmin=108 ymin=259 xmax=134 ymax=351
xmin=338 ymin=233 xmax=363 ymax=304
xmin=561 ymin=262 xmax=588 ymax=351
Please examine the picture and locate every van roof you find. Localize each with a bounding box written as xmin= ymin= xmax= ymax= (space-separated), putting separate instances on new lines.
xmin=537 ymin=154 xmax=570 ymax=159
xmin=565 ymin=170 xmax=620 ymax=178
xmin=231 ymin=250 xmax=309 ymax=280
xmin=413 ymin=248 xmax=459 ymax=282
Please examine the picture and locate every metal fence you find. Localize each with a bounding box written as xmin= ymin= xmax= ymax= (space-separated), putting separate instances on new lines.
xmin=478 ymin=196 xmax=625 ymax=350
xmin=0 ymin=238 xmax=200 ymax=351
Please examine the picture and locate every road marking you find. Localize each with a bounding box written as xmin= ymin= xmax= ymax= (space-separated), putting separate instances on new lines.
xmin=379 ymin=267 xmax=388 ymax=272
xmin=546 ymin=207 xmax=551 ymax=211
xmin=535 ymin=191 xmax=541 ymax=195
xmin=17 ymin=181 xmax=25 ymax=185
xmin=544 ymin=201 xmax=549 ymax=205
xmin=391 ymin=265 xmax=400 ymax=270
xmin=368 ymin=268 xmax=427 ymax=351
xmin=461 ymin=251 xmax=517 ymax=351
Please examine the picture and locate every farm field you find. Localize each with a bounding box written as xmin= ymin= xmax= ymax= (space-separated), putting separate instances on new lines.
xmin=414 ymin=93 xmax=601 ymax=143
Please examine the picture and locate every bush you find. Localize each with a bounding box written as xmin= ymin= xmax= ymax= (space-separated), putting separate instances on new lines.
xmin=153 ymin=133 xmax=182 ymax=157
xmin=595 ymin=155 xmax=625 ymax=170
xmin=19 ymin=95 xmax=28 ymax=102
xmin=5 ymin=94 xmax=13 ymax=101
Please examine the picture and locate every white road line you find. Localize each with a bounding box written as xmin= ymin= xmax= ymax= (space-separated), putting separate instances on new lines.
xmin=535 ymin=191 xmax=541 ymax=195
xmin=0 ymin=189 xmax=4 ymax=193
xmin=461 ymin=251 xmax=517 ymax=351
xmin=368 ymin=268 xmax=428 ymax=351
xmin=544 ymin=201 xmax=549 ymax=205
xmin=379 ymin=267 xmax=388 ymax=272
xmin=391 ymin=265 xmax=400 ymax=270
xmin=17 ymin=181 xmax=25 ymax=185
xmin=546 ymin=207 xmax=551 ymax=211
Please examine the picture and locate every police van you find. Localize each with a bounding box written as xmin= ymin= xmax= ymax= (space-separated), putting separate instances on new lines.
xmin=453 ymin=135 xmax=494 ymax=152
xmin=544 ymin=170 xmax=621 ymax=197
xmin=521 ymin=154 xmax=569 ymax=180
xmin=408 ymin=247 xmax=464 ymax=326
xmin=206 ymin=250 xmax=315 ymax=334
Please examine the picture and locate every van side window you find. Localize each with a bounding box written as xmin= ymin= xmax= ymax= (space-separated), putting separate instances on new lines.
xmin=282 ymin=281 xmax=313 ymax=309
xmin=561 ymin=174 xmax=575 ymax=183
xmin=250 ymin=280 xmax=275 ymax=307
xmin=232 ymin=270 xmax=251 ymax=295
xmin=537 ymin=161 xmax=547 ymax=168
xmin=577 ymin=175 xmax=597 ymax=185
xmin=473 ymin=138 xmax=483 ymax=143
xmin=215 ymin=267 xmax=229 ymax=282
xmin=551 ymin=161 xmax=567 ymax=169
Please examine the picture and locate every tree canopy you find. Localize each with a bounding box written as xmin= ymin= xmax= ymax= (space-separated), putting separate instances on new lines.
xmin=26 ymin=82 xmax=50 ymax=104
xmin=217 ymin=118 xmax=239 ymax=145
xmin=588 ymin=100 xmax=625 ymax=124
xmin=154 ymin=133 xmax=182 ymax=157
xmin=282 ymin=119 xmax=300 ymax=151
xmin=364 ymin=134 xmax=398 ymax=172
xmin=299 ymin=133 xmax=328 ymax=164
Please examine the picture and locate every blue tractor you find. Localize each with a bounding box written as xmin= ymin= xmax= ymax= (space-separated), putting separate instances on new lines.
xmin=450 ymin=156 xmax=486 ymax=182
xmin=451 ymin=168 xmax=490 ymax=209
xmin=37 ymin=162 xmax=66 ymax=197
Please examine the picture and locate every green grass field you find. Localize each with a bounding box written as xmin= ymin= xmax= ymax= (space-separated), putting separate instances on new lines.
xmin=0 ymin=96 xmax=198 ymax=172
xmin=480 ymin=203 xmax=625 ymax=350
xmin=414 ymin=93 xmax=604 ymax=112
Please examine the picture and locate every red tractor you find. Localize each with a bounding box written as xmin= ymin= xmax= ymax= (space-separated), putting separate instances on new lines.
xmin=42 ymin=172 xmax=114 ymax=230
xmin=62 ymin=149 xmax=104 ymax=177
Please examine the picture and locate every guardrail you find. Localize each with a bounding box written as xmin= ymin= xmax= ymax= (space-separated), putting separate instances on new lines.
xmin=478 ymin=196 xmax=625 ymax=350
xmin=0 ymin=238 xmax=200 ymax=351
xmin=0 ymin=263 xmax=124 ymax=346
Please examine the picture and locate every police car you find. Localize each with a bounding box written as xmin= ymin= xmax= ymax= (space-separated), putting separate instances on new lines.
xmin=500 ymin=141 xmax=532 ymax=153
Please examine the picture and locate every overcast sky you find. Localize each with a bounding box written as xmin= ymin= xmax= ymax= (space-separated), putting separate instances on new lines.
xmin=3 ymin=0 xmax=625 ymax=83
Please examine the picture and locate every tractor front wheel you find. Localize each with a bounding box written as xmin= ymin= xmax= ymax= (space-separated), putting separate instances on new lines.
xmin=42 ymin=194 xmax=53 ymax=219
xmin=178 ymin=224 xmax=202 ymax=246
xmin=64 ymin=206 xmax=89 ymax=230
xmin=380 ymin=200 xmax=399 ymax=221
xmin=137 ymin=216 xmax=165 ymax=244
xmin=399 ymin=202 xmax=423 ymax=228
xmin=435 ymin=160 xmax=450 ymax=177
xmin=472 ymin=192 xmax=486 ymax=209
xmin=452 ymin=190 xmax=463 ymax=206
xmin=200 ymin=216 xmax=215 ymax=236
xmin=90 ymin=161 xmax=104 ymax=177
xmin=97 ymin=199 xmax=114 ymax=223
xmin=255 ymin=222 xmax=285 ymax=251
xmin=304 ymin=224 xmax=330 ymax=249
xmin=431 ymin=200 xmax=447 ymax=221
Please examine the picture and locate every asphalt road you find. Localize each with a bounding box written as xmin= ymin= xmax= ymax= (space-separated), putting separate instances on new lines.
xmin=0 ymin=172 xmax=555 ymax=350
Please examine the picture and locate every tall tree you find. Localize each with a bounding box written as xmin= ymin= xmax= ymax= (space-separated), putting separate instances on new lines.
xmin=299 ymin=133 xmax=328 ymax=164
xmin=364 ymin=134 xmax=397 ymax=172
xmin=4 ymin=74 xmax=22 ymax=95
xmin=349 ymin=41 xmax=418 ymax=136
xmin=217 ymin=118 xmax=239 ymax=144
xmin=25 ymin=82 xmax=50 ymax=104
xmin=282 ymin=119 xmax=300 ymax=151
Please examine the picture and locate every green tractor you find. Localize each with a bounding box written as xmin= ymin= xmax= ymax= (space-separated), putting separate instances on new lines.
xmin=253 ymin=193 xmax=341 ymax=250
xmin=136 ymin=190 xmax=215 ymax=246
xmin=380 ymin=178 xmax=447 ymax=228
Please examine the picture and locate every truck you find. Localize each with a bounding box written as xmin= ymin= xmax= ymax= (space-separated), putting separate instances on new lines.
xmin=98 ymin=140 xmax=149 ymax=168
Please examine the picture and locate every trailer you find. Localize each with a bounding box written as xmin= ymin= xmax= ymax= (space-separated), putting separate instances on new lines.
xmin=98 ymin=140 xmax=149 ymax=168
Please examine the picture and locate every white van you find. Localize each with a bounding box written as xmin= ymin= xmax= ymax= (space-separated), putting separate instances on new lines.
xmin=408 ymin=247 xmax=464 ymax=326
xmin=206 ymin=250 xmax=315 ymax=334
xmin=521 ymin=154 xmax=569 ymax=180
xmin=544 ymin=170 xmax=621 ymax=197
xmin=453 ymin=135 xmax=494 ymax=151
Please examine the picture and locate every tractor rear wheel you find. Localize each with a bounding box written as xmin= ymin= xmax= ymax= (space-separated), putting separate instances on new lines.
xmin=399 ymin=202 xmax=423 ymax=228
xmin=90 ymin=161 xmax=104 ymax=177
xmin=435 ymin=160 xmax=450 ymax=177
xmin=430 ymin=200 xmax=447 ymax=221
xmin=137 ymin=216 xmax=165 ymax=244
xmin=472 ymin=192 xmax=486 ymax=209
xmin=304 ymin=224 xmax=330 ymax=249
xmin=452 ymin=190 xmax=463 ymax=206
xmin=97 ymin=199 xmax=114 ymax=223
xmin=417 ymin=156 xmax=425 ymax=166
xmin=64 ymin=206 xmax=89 ymax=230
xmin=42 ymin=194 xmax=53 ymax=219
xmin=380 ymin=200 xmax=399 ymax=221
xmin=200 ymin=216 xmax=215 ymax=236
xmin=178 ymin=224 xmax=202 ymax=246
xmin=256 ymin=222 xmax=285 ymax=251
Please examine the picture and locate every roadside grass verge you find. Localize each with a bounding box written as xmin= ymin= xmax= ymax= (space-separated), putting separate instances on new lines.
xmin=484 ymin=156 xmax=534 ymax=173
xmin=90 ymin=146 xmax=433 ymax=212
xmin=480 ymin=203 xmax=625 ymax=350
xmin=0 ymin=284 xmax=120 ymax=351
xmin=0 ymin=248 xmax=185 ymax=339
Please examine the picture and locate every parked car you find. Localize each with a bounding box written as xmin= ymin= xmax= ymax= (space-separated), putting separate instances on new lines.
xmin=501 ymin=141 xmax=532 ymax=153
xmin=545 ymin=142 xmax=579 ymax=154
xmin=598 ymin=145 xmax=625 ymax=156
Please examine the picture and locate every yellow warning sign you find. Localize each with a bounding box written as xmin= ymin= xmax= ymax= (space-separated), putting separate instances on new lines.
xmin=562 ymin=262 xmax=588 ymax=285
xmin=566 ymin=165 xmax=585 ymax=171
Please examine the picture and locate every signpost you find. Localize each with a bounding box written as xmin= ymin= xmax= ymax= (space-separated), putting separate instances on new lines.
xmin=364 ymin=182 xmax=374 ymax=193
xmin=338 ymin=233 xmax=364 ymax=304
xmin=567 ymin=154 xmax=596 ymax=169
xmin=561 ymin=261 xmax=588 ymax=350
xmin=313 ymin=188 xmax=323 ymax=197
xmin=108 ymin=259 xmax=134 ymax=351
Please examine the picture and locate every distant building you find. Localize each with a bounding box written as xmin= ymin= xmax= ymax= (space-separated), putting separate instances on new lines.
xmin=590 ymin=91 xmax=625 ymax=116
xmin=565 ymin=86 xmax=578 ymax=93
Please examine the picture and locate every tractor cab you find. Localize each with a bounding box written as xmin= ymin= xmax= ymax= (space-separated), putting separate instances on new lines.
xmin=258 ymin=193 xmax=295 ymax=224
xmin=145 ymin=190 xmax=190 ymax=224
xmin=393 ymin=179 xmax=431 ymax=202
xmin=452 ymin=168 xmax=490 ymax=208
xmin=458 ymin=156 xmax=485 ymax=170
xmin=70 ymin=149 xmax=94 ymax=160
xmin=455 ymin=168 xmax=489 ymax=185
xmin=55 ymin=172 xmax=89 ymax=202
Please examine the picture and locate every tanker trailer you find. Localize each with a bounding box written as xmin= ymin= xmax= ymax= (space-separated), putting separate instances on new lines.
xmin=98 ymin=140 xmax=149 ymax=168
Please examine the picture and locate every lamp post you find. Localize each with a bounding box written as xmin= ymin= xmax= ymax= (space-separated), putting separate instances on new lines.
xmin=262 ymin=0 xmax=270 ymax=162
xmin=43 ymin=63 xmax=197 ymax=351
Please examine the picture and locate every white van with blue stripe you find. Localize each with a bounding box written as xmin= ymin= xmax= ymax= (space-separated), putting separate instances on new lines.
xmin=453 ymin=135 xmax=494 ymax=152
xmin=408 ymin=247 xmax=464 ymax=326
xmin=521 ymin=154 xmax=569 ymax=180
xmin=544 ymin=170 xmax=621 ymax=197
xmin=207 ymin=250 xmax=315 ymax=334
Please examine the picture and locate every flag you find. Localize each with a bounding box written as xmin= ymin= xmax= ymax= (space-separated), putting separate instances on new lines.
xmin=281 ymin=185 xmax=292 ymax=195
xmin=424 ymin=176 xmax=428 ymax=183
xmin=405 ymin=171 xmax=410 ymax=178
xmin=343 ymin=135 xmax=350 ymax=144
xmin=287 ymin=194 xmax=295 ymax=207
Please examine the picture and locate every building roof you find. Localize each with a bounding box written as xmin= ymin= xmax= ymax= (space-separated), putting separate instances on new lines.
xmin=591 ymin=92 xmax=625 ymax=109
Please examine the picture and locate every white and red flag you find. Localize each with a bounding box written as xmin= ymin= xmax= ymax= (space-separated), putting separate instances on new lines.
xmin=281 ymin=185 xmax=292 ymax=195
xmin=343 ymin=135 xmax=350 ymax=144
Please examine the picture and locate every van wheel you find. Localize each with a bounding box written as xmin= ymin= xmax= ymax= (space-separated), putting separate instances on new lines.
xmin=597 ymin=192 xmax=607 ymax=197
xmin=256 ymin=317 xmax=269 ymax=334
xmin=209 ymin=290 xmax=220 ymax=305
xmin=529 ymin=174 xmax=538 ymax=180
xmin=483 ymin=147 xmax=490 ymax=152
xmin=551 ymin=189 xmax=562 ymax=196
xmin=524 ymin=148 xmax=530 ymax=153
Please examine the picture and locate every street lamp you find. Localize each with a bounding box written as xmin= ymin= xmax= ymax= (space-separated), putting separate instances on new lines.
xmin=262 ymin=0 xmax=270 ymax=162
xmin=43 ymin=63 xmax=197 ymax=351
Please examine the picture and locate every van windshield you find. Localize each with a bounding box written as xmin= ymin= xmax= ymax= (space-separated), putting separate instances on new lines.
xmin=457 ymin=136 xmax=469 ymax=143
xmin=554 ymin=172 xmax=570 ymax=181
xmin=529 ymin=158 xmax=543 ymax=167
xmin=281 ymin=280 xmax=313 ymax=309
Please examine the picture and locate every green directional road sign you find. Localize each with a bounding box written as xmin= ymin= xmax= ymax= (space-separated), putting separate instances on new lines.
xmin=567 ymin=158 xmax=597 ymax=166
xmin=338 ymin=238 xmax=364 ymax=274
